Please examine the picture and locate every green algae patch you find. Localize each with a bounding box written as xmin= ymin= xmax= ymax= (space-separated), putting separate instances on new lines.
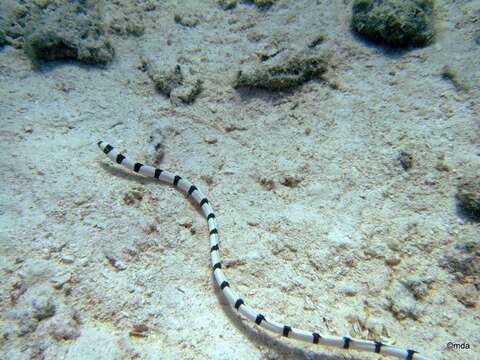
xmin=351 ymin=0 xmax=435 ymax=48
xmin=456 ymin=177 xmax=480 ymax=220
xmin=24 ymin=1 xmax=114 ymax=64
xmin=174 ymin=12 xmax=200 ymax=27
xmin=107 ymin=15 xmax=145 ymax=37
xmin=234 ymin=48 xmax=329 ymax=91
xmin=0 ymin=0 xmax=31 ymax=49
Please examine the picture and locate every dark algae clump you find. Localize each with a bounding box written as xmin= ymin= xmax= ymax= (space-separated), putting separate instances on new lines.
xmin=220 ymin=0 xmax=275 ymax=10
xmin=456 ymin=177 xmax=480 ymax=220
xmin=252 ymin=0 xmax=276 ymax=9
xmin=217 ymin=0 xmax=237 ymax=10
xmin=234 ymin=48 xmax=329 ymax=91
xmin=0 ymin=29 xmax=6 ymax=48
xmin=351 ymin=0 xmax=435 ymax=48
xmin=24 ymin=0 xmax=114 ymax=64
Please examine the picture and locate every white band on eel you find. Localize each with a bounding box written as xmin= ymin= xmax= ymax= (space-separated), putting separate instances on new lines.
xmin=97 ymin=141 xmax=432 ymax=360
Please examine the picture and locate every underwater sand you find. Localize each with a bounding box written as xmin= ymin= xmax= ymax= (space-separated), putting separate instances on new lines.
xmin=0 ymin=1 xmax=479 ymax=359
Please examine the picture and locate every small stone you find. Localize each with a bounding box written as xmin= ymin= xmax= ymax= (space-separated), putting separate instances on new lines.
xmin=204 ymin=136 xmax=218 ymax=144
xmin=80 ymin=258 xmax=90 ymax=267
xmin=132 ymin=323 xmax=148 ymax=333
xmin=363 ymin=247 xmax=385 ymax=260
xmin=129 ymin=331 xmax=148 ymax=338
xmin=385 ymin=254 xmax=401 ymax=266
xmin=61 ymin=255 xmax=74 ymax=264
xmin=387 ymin=239 xmax=401 ymax=252
xmin=338 ymin=282 xmax=359 ymax=297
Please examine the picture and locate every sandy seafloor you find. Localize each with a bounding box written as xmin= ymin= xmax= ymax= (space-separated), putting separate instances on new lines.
xmin=0 ymin=1 xmax=479 ymax=359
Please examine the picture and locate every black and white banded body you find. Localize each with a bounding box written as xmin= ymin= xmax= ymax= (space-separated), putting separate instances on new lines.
xmin=97 ymin=141 xmax=431 ymax=360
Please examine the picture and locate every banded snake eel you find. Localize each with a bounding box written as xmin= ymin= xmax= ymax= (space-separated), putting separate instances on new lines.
xmin=97 ymin=141 xmax=431 ymax=360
